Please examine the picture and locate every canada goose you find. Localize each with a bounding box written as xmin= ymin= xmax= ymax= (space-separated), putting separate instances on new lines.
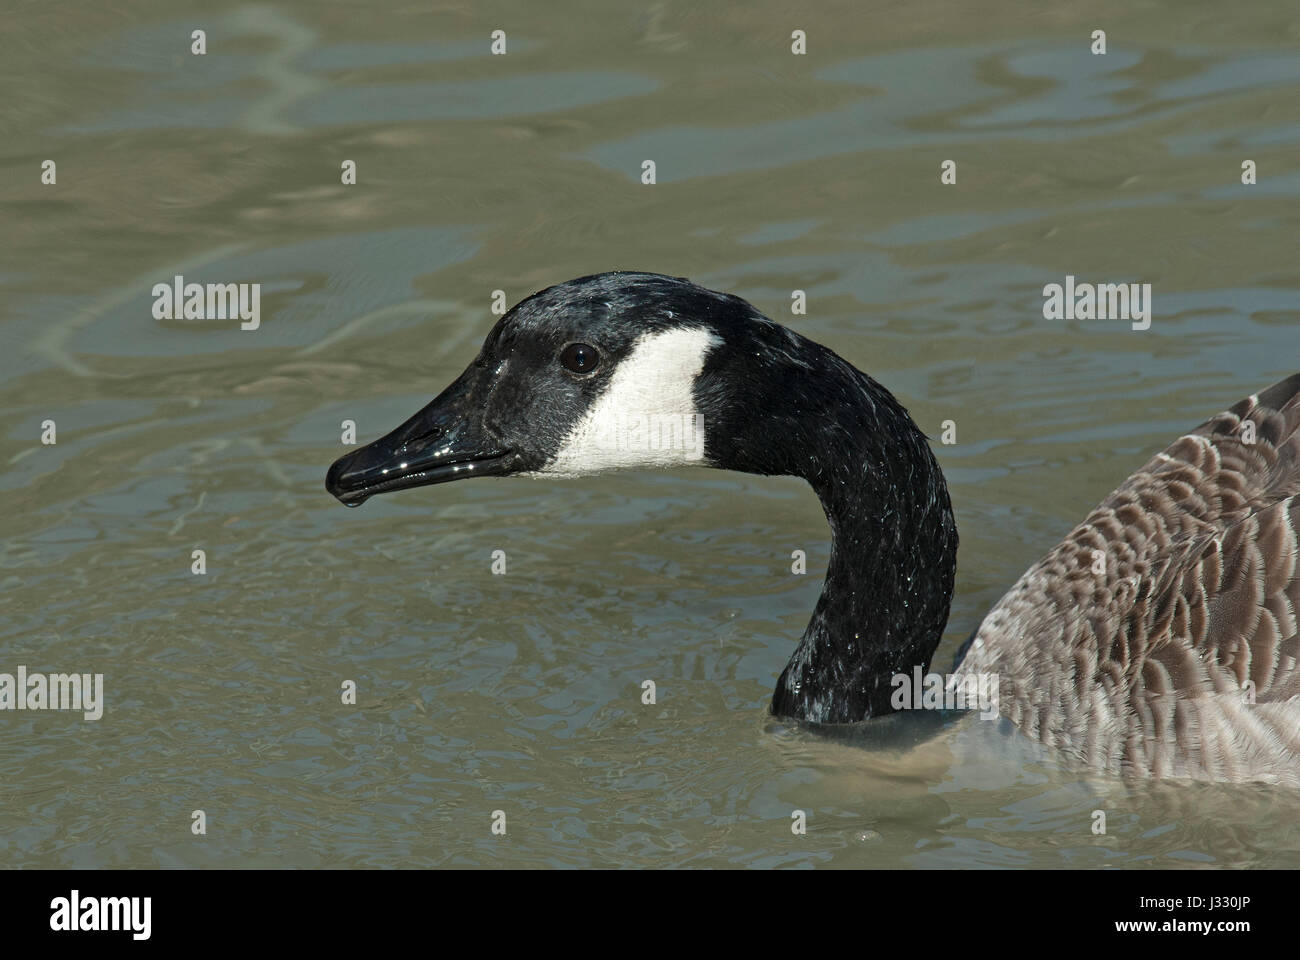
xmin=326 ymin=272 xmax=1300 ymax=786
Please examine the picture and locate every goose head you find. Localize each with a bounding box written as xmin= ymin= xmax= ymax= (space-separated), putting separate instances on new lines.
xmin=325 ymin=271 xmax=820 ymax=500
xmin=326 ymin=271 xmax=958 ymax=724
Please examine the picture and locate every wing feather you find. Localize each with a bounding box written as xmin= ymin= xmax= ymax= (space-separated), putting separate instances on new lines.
xmin=963 ymin=373 xmax=1300 ymax=783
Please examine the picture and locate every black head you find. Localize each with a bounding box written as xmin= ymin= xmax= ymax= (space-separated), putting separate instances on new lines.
xmin=326 ymin=271 xmax=801 ymax=503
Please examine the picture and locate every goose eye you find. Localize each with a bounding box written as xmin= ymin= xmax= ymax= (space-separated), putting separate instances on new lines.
xmin=560 ymin=342 xmax=600 ymax=375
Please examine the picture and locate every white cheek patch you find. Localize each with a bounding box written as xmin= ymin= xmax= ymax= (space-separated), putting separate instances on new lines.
xmin=538 ymin=326 xmax=720 ymax=476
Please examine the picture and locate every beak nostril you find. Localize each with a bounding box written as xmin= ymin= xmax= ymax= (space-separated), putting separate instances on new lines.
xmin=326 ymin=367 xmax=511 ymax=505
xmin=405 ymin=425 xmax=445 ymax=450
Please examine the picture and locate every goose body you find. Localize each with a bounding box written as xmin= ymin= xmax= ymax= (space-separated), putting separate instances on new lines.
xmin=327 ymin=272 xmax=1300 ymax=786
xmin=961 ymin=377 xmax=1300 ymax=784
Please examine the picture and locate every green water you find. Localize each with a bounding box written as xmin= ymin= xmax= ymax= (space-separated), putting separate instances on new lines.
xmin=3 ymin=1 xmax=1300 ymax=867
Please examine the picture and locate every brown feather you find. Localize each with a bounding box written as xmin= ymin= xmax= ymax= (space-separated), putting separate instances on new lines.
xmin=964 ymin=373 xmax=1300 ymax=784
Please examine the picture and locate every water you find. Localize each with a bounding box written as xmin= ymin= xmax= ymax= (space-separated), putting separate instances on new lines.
xmin=3 ymin=1 xmax=1300 ymax=868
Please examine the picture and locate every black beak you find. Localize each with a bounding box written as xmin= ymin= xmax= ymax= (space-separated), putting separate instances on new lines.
xmin=325 ymin=370 xmax=514 ymax=506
